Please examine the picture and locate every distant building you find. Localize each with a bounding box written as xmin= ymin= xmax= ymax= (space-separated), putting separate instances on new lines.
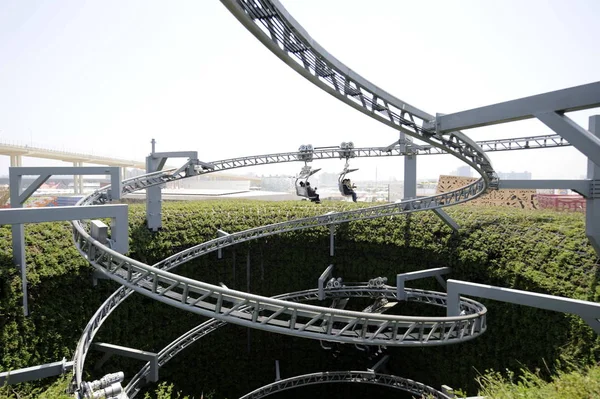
xmin=451 ymin=165 xmax=472 ymax=177
xmin=497 ymin=171 xmax=532 ymax=180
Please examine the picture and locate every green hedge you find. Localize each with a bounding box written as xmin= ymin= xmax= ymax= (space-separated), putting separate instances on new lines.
xmin=1 ymin=201 xmax=599 ymax=398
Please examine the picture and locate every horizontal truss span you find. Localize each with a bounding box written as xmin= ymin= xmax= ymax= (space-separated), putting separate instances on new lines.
xmin=207 ymin=134 xmax=570 ymax=171
xmin=238 ymin=371 xmax=452 ymax=399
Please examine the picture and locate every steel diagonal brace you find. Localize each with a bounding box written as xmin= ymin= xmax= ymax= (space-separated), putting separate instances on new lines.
xmin=535 ymin=112 xmax=600 ymax=167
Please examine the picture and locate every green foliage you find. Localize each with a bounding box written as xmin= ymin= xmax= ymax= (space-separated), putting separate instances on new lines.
xmin=1 ymin=201 xmax=599 ymax=398
xmin=143 ymin=382 xmax=192 ymax=399
xmin=0 ymin=375 xmax=71 ymax=399
xmin=475 ymin=364 xmax=600 ymax=399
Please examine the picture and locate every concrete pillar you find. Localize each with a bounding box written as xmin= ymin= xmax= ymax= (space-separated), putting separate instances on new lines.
xmin=10 ymin=155 xmax=22 ymax=167
xmin=73 ymin=162 xmax=79 ymax=194
xmin=586 ymin=115 xmax=600 ymax=256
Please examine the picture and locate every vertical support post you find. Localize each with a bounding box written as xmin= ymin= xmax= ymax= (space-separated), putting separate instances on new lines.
xmin=232 ymin=249 xmax=236 ymax=289
xmin=403 ymin=132 xmax=417 ymax=200
xmin=10 ymin=155 xmax=22 ymax=167
xmin=9 ymin=169 xmax=27 ymax=315
xmin=587 ymin=115 xmax=600 ymax=256
xmin=109 ymin=168 xmax=122 ymax=201
xmin=318 ymin=265 xmax=334 ymax=301
xmin=146 ymin=141 xmax=163 ymax=232
xmin=217 ymin=229 xmax=230 ymax=259
xmin=329 ymin=224 xmax=335 ymax=256
xmin=78 ymin=162 xmax=84 ymax=194
xmin=110 ymin=207 xmax=129 ymax=254
xmin=446 ymin=281 xmax=461 ymax=317
xmin=72 ymin=162 xmax=84 ymax=194
xmin=275 ymin=360 xmax=281 ymax=381
xmin=72 ymin=162 xmax=78 ymax=194
xmin=247 ymin=250 xmax=251 ymax=354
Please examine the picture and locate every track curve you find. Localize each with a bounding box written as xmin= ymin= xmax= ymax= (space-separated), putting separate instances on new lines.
xmin=70 ymin=0 xmax=502 ymax=395
xmin=237 ymin=371 xmax=453 ymax=399
xmin=124 ymin=286 xmax=485 ymax=397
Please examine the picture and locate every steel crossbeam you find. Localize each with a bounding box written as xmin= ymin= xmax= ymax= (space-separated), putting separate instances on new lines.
xmin=427 ymin=82 xmax=600 ymax=134
xmin=238 ymin=371 xmax=452 ymax=399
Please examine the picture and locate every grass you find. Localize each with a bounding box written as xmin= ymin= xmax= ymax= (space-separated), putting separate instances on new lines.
xmin=474 ymin=364 xmax=600 ymax=399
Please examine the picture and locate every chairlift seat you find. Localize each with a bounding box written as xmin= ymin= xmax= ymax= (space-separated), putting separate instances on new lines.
xmin=338 ymin=167 xmax=359 ymax=196
xmin=295 ymin=166 xmax=321 ymax=199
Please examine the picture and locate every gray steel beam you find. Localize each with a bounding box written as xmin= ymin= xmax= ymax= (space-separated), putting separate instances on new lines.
xmin=498 ymin=179 xmax=591 ymax=197
xmin=587 ymin=116 xmax=600 ymax=255
xmin=9 ymin=166 xmax=122 ymax=200
xmin=0 ymin=205 xmax=128 ymax=254
xmin=93 ymin=343 xmax=158 ymax=383
xmin=329 ymin=225 xmax=335 ymax=256
xmin=403 ymin=155 xmax=417 ymax=199
xmin=8 ymin=166 xmax=120 ymax=315
xmin=431 ymin=208 xmax=459 ymax=232
xmin=536 ymin=112 xmax=600 ymax=168
xmin=150 ymin=151 xmax=198 ymax=160
xmin=0 ymin=358 xmax=73 ymax=386
xmin=146 ymin=150 xmax=199 ymax=231
xmin=396 ymin=267 xmax=451 ymax=300
xmin=18 ymin=174 xmax=51 ymax=204
xmin=367 ymin=355 xmax=390 ymax=373
xmin=446 ymin=280 xmax=600 ymax=334
xmin=217 ymin=229 xmax=230 ymax=259
xmin=429 ymin=81 xmax=600 ymax=133
xmin=318 ymin=265 xmax=334 ymax=301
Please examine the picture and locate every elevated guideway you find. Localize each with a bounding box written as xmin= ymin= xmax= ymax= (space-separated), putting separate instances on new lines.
xmin=237 ymin=371 xmax=453 ymax=399
xmin=123 ymin=285 xmax=485 ymax=397
xmin=207 ymin=134 xmax=570 ymax=172
xmin=0 ymin=141 xmax=145 ymax=169
xmin=69 ymin=0 xmax=500 ymax=395
xmin=65 ymin=0 xmax=595 ymax=397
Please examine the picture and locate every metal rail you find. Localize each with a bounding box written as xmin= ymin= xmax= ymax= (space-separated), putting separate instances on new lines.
xmin=207 ymin=134 xmax=571 ymax=171
xmin=69 ymin=0 xmax=504 ymax=395
xmin=71 ymin=158 xmax=488 ymax=394
xmin=237 ymin=370 xmax=452 ymax=399
xmin=124 ymin=286 xmax=484 ymax=397
xmin=220 ymin=0 xmax=496 ymax=187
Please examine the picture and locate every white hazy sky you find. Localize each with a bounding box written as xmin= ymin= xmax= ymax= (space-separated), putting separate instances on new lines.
xmin=1 ymin=0 xmax=599 ymax=181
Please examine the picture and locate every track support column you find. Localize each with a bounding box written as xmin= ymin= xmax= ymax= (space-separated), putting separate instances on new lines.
xmin=401 ymin=133 xmax=417 ymax=199
xmin=587 ymin=115 xmax=600 ymax=256
xmin=329 ymin=224 xmax=335 ymax=256
xmin=9 ymin=170 xmax=27 ymax=315
xmin=146 ymin=140 xmax=163 ymax=232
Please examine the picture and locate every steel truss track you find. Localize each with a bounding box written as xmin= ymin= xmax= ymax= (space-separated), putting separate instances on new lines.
xmin=70 ymin=0 xmax=504 ymax=395
xmin=71 ymin=155 xmax=488 ymax=393
xmin=123 ymin=286 xmax=485 ymax=397
xmin=220 ymin=0 xmax=496 ymax=186
xmin=205 ymin=134 xmax=571 ymax=171
xmin=237 ymin=371 xmax=452 ymax=399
